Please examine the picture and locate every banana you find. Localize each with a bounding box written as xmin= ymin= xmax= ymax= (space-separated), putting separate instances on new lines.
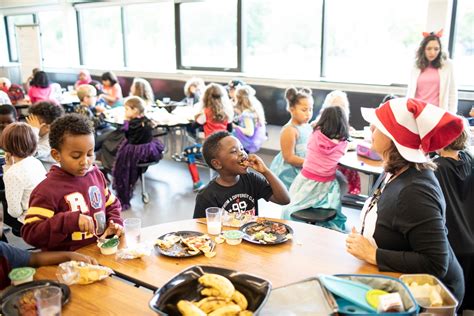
xmin=201 ymin=288 xmax=222 ymax=297
xmin=231 ymin=290 xmax=248 ymax=310
xmin=198 ymin=274 xmax=235 ymax=298
xmin=208 ymin=304 xmax=242 ymax=316
xmin=197 ymin=297 xmax=232 ymax=314
xmin=177 ymin=300 xmax=207 ymax=316
xmin=238 ymin=311 xmax=253 ymax=316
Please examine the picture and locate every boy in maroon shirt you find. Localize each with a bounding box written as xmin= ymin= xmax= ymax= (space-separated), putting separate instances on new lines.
xmin=21 ymin=114 xmax=123 ymax=251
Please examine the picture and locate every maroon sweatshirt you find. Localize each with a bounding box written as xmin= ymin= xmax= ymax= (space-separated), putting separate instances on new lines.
xmin=21 ymin=165 xmax=123 ymax=251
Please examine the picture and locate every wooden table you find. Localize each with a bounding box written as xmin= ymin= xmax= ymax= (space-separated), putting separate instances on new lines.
xmin=77 ymin=219 xmax=399 ymax=291
xmin=35 ymin=266 xmax=154 ymax=315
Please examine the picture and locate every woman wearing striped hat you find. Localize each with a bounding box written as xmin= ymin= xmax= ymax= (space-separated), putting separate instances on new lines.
xmin=346 ymin=98 xmax=465 ymax=304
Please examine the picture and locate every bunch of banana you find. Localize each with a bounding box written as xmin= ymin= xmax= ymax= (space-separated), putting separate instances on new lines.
xmin=176 ymin=273 xmax=254 ymax=316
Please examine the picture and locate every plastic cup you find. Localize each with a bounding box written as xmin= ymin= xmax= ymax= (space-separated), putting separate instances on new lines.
xmin=205 ymin=207 xmax=222 ymax=235
xmin=124 ymin=218 xmax=141 ymax=247
xmin=35 ymin=287 xmax=62 ymax=316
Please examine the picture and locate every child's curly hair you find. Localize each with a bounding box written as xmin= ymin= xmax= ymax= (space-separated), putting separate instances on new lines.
xmin=29 ymin=101 xmax=64 ymax=124
xmin=49 ymin=114 xmax=94 ymax=150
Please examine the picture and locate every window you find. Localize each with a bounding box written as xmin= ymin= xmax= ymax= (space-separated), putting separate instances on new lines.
xmin=38 ymin=10 xmax=79 ymax=67
xmin=6 ymin=14 xmax=35 ymax=62
xmin=179 ymin=0 xmax=238 ymax=70
xmin=454 ymin=0 xmax=474 ymax=88
xmin=243 ymin=0 xmax=323 ymax=79
xmin=124 ymin=3 xmax=175 ymax=71
xmin=324 ymin=0 xmax=428 ymax=84
xmin=79 ymin=6 xmax=124 ymax=68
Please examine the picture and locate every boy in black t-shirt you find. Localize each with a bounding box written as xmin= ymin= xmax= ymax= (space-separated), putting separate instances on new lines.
xmin=193 ymin=131 xmax=290 ymax=219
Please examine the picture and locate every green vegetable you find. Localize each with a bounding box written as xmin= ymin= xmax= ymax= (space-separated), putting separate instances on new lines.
xmin=101 ymin=237 xmax=119 ymax=248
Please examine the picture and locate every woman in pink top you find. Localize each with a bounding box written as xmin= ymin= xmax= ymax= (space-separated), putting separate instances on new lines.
xmin=99 ymin=72 xmax=123 ymax=108
xmin=407 ymin=30 xmax=457 ymax=113
xmin=27 ymin=71 xmax=52 ymax=104
xmin=282 ymin=106 xmax=349 ymax=232
xmin=74 ymin=69 xmax=92 ymax=90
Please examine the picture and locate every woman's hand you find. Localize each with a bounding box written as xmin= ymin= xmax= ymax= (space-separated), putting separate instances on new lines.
xmin=346 ymin=227 xmax=377 ymax=265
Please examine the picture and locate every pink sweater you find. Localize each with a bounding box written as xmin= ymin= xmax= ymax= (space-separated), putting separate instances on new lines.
xmin=415 ymin=65 xmax=440 ymax=106
xmin=301 ymin=129 xmax=347 ymax=182
xmin=28 ymin=86 xmax=51 ymax=103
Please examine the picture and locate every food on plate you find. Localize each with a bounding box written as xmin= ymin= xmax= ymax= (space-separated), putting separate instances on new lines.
xmin=15 ymin=291 xmax=37 ymax=316
xmin=9 ymin=267 xmax=36 ymax=286
xmin=177 ymin=273 xmax=254 ymax=315
xmin=155 ymin=233 xmax=215 ymax=257
xmin=56 ymin=261 xmax=113 ymax=285
xmin=222 ymin=212 xmax=255 ymax=228
xmin=155 ymin=234 xmax=181 ymax=249
xmin=242 ymin=219 xmax=292 ymax=244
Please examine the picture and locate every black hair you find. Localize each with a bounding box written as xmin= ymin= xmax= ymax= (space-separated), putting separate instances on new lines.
xmin=29 ymin=101 xmax=64 ymax=124
xmin=49 ymin=114 xmax=94 ymax=150
xmin=285 ymin=86 xmax=313 ymax=109
xmin=314 ymin=106 xmax=349 ymax=141
xmin=30 ymin=71 xmax=50 ymax=88
xmin=0 ymin=104 xmax=18 ymax=118
xmin=202 ymin=131 xmax=231 ymax=170
xmin=101 ymin=72 xmax=118 ymax=86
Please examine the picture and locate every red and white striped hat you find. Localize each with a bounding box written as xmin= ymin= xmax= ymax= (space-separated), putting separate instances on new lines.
xmin=361 ymin=98 xmax=464 ymax=163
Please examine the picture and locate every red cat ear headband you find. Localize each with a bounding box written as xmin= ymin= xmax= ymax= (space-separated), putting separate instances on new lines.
xmin=422 ymin=29 xmax=443 ymax=38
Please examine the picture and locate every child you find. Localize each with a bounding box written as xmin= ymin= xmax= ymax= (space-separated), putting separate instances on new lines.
xmin=226 ymin=79 xmax=245 ymax=104
xmin=76 ymin=84 xmax=114 ymax=150
xmin=112 ymin=97 xmax=164 ymax=210
xmin=26 ymin=101 xmax=64 ymax=170
xmin=270 ymin=87 xmax=313 ymax=189
xmin=27 ymin=71 xmax=52 ymax=103
xmin=282 ymin=107 xmax=349 ymax=232
xmin=195 ymin=83 xmax=233 ymax=137
xmin=193 ymin=131 xmax=289 ymax=219
xmin=99 ymin=72 xmax=123 ymax=108
xmin=0 ymin=241 xmax=97 ymax=290
xmin=74 ymin=69 xmax=92 ymax=90
xmin=130 ymin=78 xmax=155 ymax=107
xmin=434 ymin=126 xmax=473 ymax=311
xmin=21 ymin=114 xmax=123 ymax=251
xmin=233 ymin=85 xmax=267 ymax=153
xmin=184 ymin=77 xmax=205 ymax=105
xmin=320 ymin=90 xmax=360 ymax=195
xmin=0 ymin=104 xmax=17 ymax=141
xmin=1 ymin=123 xmax=46 ymax=237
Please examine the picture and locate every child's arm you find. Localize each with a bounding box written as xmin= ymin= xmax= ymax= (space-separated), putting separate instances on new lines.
xmin=247 ymin=154 xmax=290 ymax=205
xmin=3 ymin=170 xmax=26 ymax=219
xmin=29 ymin=251 xmax=98 ymax=267
xmin=280 ymin=126 xmax=304 ymax=167
xmin=26 ymin=115 xmax=50 ymax=160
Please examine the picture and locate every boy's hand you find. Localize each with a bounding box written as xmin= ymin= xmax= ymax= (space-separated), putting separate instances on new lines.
xmin=26 ymin=114 xmax=45 ymax=130
xmin=67 ymin=252 xmax=98 ymax=265
xmin=78 ymin=214 xmax=95 ymax=234
xmin=102 ymin=220 xmax=123 ymax=238
xmin=247 ymin=154 xmax=269 ymax=174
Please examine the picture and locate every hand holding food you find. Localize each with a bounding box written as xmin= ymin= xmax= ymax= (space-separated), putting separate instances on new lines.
xmin=246 ymin=154 xmax=268 ymax=174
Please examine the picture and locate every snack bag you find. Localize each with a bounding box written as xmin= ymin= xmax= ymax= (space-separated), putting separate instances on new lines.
xmin=56 ymin=261 xmax=113 ymax=285
xmin=115 ymin=243 xmax=151 ymax=260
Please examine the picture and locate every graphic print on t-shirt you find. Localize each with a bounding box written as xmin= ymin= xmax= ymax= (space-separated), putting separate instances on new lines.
xmin=221 ymin=193 xmax=256 ymax=216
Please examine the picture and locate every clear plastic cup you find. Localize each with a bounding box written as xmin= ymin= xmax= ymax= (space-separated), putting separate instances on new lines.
xmin=124 ymin=218 xmax=141 ymax=247
xmin=35 ymin=287 xmax=62 ymax=316
xmin=205 ymin=207 xmax=222 ymax=235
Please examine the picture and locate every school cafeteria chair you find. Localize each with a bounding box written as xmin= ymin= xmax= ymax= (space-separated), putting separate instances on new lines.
xmin=290 ymin=208 xmax=337 ymax=225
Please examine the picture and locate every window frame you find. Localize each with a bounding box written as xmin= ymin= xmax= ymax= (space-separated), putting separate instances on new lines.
xmin=174 ymin=0 xmax=242 ymax=72
xmin=4 ymin=13 xmax=37 ymax=62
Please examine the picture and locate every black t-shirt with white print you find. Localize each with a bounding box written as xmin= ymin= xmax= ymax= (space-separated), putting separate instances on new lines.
xmin=193 ymin=172 xmax=273 ymax=219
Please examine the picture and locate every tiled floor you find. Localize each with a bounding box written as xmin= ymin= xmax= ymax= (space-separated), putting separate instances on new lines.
xmin=2 ymin=133 xmax=361 ymax=248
